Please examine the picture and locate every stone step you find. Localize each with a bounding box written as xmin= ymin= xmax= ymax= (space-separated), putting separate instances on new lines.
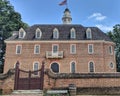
xmin=10 ymin=90 xmax=43 ymax=96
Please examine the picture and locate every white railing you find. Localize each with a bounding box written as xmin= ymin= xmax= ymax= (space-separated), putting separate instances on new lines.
xmin=46 ymin=51 xmax=63 ymax=58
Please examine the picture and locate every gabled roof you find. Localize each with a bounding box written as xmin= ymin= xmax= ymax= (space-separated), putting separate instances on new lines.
xmin=6 ymin=24 xmax=112 ymax=41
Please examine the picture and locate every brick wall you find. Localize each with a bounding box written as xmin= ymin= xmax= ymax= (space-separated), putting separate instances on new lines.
xmin=44 ymin=73 xmax=120 ymax=90
xmin=4 ymin=41 xmax=116 ymax=73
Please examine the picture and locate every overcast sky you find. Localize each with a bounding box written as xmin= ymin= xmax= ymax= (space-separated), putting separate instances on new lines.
xmin=9 ymin=0 xmax=120 ymax=32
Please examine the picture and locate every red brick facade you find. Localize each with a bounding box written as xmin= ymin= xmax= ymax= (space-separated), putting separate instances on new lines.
xmin=4 ymin=41 xmax=116 ymax=74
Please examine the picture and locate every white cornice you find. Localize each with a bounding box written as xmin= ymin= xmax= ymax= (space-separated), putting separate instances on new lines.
xmin=4 ymin=40 xmax=115 ymax=45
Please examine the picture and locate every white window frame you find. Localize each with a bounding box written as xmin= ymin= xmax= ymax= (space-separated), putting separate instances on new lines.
xmin=70 ymin=28 xmax=76 ymax=39
xmin=16 ymin=45 xmax=22 ymax=54
xmin=19 ymin=28 xmax=26 ymax=38
xmin=70 ymin=61 xmax=76 ymax=73
xmin=52 ymin=44 xmax=59 ymax=53
xmin=70 ymin=44 xmax=76 ymax=54
xmin=88 ymin=61 xmax=95 ymax=72
xmin=34 ymin=45 xmax=40 ymax=54
xmin=86 ymin=28 xmax=92 ymax=39
xmin=109 ymin=46 xmax=113 ymax=55
xmin=35 ymin=28 xmax=42 ymax=39
xmin=109 ymin=62 xmax=114 ymax=69
xmin=53 ymin=28 xmax=59 ymax=39
xmin=33 ymin=62 xmax=39 ymax=75
xmin=88 ymin=44 xmax=94 ymax=54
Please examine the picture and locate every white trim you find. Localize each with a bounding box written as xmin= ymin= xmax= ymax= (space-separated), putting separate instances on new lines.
xmin=70 ymin=44 xmax=76 ymax=54
xmin=34 ymin=44 xmax=40 ymax=54
xmin=52 ymin=44 xmax=59 ymax=53
xmin=86 ymin=28 xmax=92 ymax=39
xmin=33 ymin=61 xmax=40 ymax=76
xmin=53 ymin=28 xmax=59 ymax=39
xmin=109 ymin=62 xmax=114 ymax=69
xmin=5 ymin=40 xmax=115 ymax=45
xmin=109 ymin=46 xmax=113 ymax=55
xmin=16 ymin=45 xmax=22 ymax=54
xmin=70 ymin=61 xmax=76 ymax=73
xmin=19 ymin=28 xmax=26 ymax=39
xmin=50 ymin=62 xmax=60 ymax=74
xmin=35 ymin=28 xmax=42 ymax=39
xmin=88 ymin=61 xmax=95 ymax=72
xmin=88 ymin=44 xmax=94 ymax=54
xmin=70 ymin=28 xmax=76 ymax=39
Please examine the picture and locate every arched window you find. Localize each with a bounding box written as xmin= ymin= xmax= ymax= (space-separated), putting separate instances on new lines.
xmin=89 ymin=62 xmax=94 ymax=72
xmin=86 ymin=28 xmax=92 ymax=39
xmin=51 ymin=63 xmax=59 ymax=73
xmin=53 ymin=28 xmax=59 ymax=39
xmin=109 ymin=46 xmax=113 ymax=55
xmin=19 ymin=28 xmax=26 ymax=38
xmin=35 ymin=28 xmax=42 ymax=39
xmin=70 ymin=28 xmax=76 ymax=39
xmin=33 ymin=62 xmax=39 ymax=75
xmin=70 ymin=62 xmax=76 ymax=73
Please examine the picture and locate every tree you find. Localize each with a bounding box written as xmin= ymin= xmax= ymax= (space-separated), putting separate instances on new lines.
xmin=0 ymin=0 xmax=28 ymax=73
xmin=107 ymin=24 xmax=120 ymax=72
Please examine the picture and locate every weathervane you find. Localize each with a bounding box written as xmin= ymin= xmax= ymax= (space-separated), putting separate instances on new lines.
xmin=59 ymin=0 xmax=68 ymax=8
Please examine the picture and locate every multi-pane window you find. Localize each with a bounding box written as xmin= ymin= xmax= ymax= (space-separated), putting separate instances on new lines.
xmin=109 ymin=46 xmax=113 ymax=55
xmin=89 ymin=62 xmax=94 ymax=72
xmin=71 ymin=62 xmax=76 ymax=73
xmin=70 ymin=44 xmax=76 ymax=54
xmin=52 ymin=45 xmax=58 ymax=53
xmin=34 ymin=45 xmax=40 ymax=54
xmin=53 ymin=28 xmax=59 ymax=39
xmin=51 ymin=63 xmax=59 ymax=73
xmin=88 ymin=44 xmax=94 ymax=54
xmin=19 ymin=28 xmax=26 ymax=38
xmin=33 ymin=62 xmax=39 ymax=75
xmin=86 ymin=28 xmax=92 ymax=39
xmin=70 ymin=28 xmax=76 ymax=39
xmin=35 ymin=28 xmax=42 ymax=39
xmin=16 ymin=45 xmax=22 ymax=54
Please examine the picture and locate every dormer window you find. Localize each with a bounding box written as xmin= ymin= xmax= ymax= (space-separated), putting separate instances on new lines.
xmin=35 ymin=28 xmax=42 ymax=39
xmin=53 ymin=28 xmax=59 ymax=39
xmin=70 ymin=28 xmax=76 ymax=39
xmin=86 ymin=28 xmax=92 ymax=39
xmin=19 ymin=28 xmax=26 ymax=39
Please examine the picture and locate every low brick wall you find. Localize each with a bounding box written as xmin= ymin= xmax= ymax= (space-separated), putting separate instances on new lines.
xmin=44 ymin=69 xmax=120 ymax=92
xmin=77 ymin=87 xmax=120 ymax=95
xmin=0 ymin=69 xmax=15 ymax=95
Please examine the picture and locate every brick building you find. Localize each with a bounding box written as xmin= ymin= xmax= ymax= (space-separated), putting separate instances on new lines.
xmin=2 ymin=8 xmax=120 ymax=95
xmin=4 ymin=8 xmax=116 ymax=74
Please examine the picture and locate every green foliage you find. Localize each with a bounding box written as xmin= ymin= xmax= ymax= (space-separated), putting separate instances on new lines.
xmin=107 ymin=24 xmax=120 ymax=72
xmin=0 ymin=0 xmax=28 ymax=73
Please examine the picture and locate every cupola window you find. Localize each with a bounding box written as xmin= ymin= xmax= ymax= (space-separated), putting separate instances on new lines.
xmin=35 ymin=28 xmax=42 ymax=39
xmin=86 ymin=28 xmax=92 ymax=39
xmin=53 ymin=28 xmax=59 ymax=39
xmin=70 ymin=28 xmax=76 ymax=39
xmin=19 ymin=28 xmax=26 ymax=38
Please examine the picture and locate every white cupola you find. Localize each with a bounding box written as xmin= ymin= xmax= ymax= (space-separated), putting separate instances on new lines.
xmin=62 ymin=8 xmax=72 ymax=24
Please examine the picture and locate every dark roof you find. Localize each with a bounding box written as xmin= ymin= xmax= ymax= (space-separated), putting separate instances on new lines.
xmin=6 ymin=24 xmax=112 ymax=41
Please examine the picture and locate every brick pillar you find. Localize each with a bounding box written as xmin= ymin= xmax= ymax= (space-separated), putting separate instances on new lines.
xmin=69 ymin=84 xmax=76 ymax=96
